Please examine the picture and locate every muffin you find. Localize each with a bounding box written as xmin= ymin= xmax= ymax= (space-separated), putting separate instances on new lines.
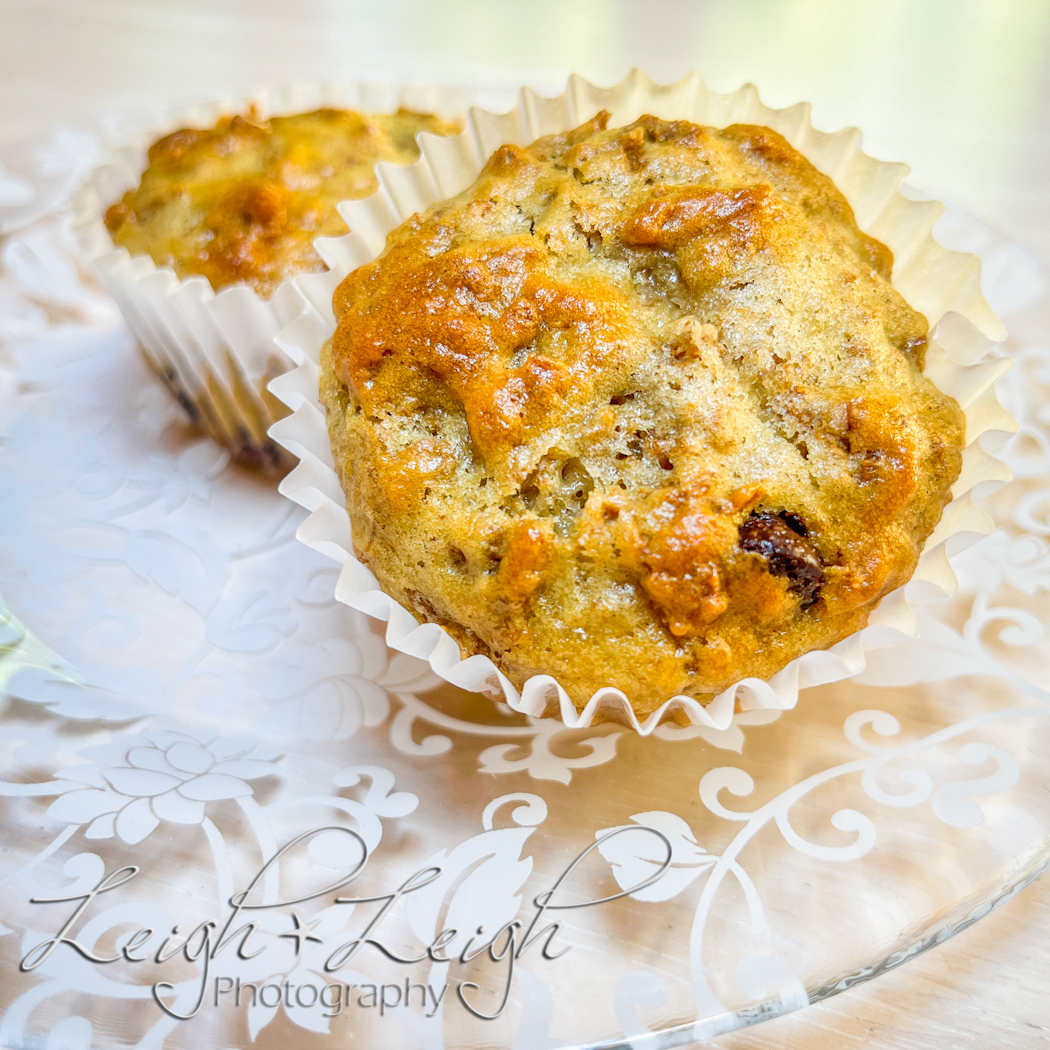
xmin=75 ymin=101 xmax=460 ymax=471
xmin=320 ymin=110 xmax=966 ymax=714
xmin=104 ymin=107 xmax=460 ymax=299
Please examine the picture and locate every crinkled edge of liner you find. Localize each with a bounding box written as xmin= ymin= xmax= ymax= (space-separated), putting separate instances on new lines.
xmin=269 ymin=68 xmax=1017 ymax=736
xmin=67 ymin=81 xmax=485 ymax=456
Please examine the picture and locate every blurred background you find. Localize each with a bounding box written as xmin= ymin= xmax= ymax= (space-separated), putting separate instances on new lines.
xmin=2 ymin=0 xmax=1049 ymax=267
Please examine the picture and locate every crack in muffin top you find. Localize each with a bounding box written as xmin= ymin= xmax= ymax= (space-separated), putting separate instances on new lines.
xmin=323 ymin=111 xmax=965 ymax=714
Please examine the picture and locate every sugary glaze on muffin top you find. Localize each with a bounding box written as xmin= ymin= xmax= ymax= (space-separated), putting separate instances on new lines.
xmin=105 ymin=107 xmax=460 ymax=299
xmin=322 ymin=111 xmax=965 ymax=714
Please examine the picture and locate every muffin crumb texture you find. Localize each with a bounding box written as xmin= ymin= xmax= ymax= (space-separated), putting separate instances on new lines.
xmin=323 ymin=112 xmax=965 ymax=714
xmin=106 ymin=107 xmax=460 ymax=298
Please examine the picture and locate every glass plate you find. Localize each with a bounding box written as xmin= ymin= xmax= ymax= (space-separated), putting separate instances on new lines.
xmin=0 ymin=160 xmax=1047 ymax=1050
xmin=0 ymin=131 xmax=102 ymax=236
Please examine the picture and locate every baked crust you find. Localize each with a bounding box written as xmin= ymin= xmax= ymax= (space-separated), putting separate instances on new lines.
xmin=323 ymin=112 xmax=965 ymax=715
xmin=105 ymin=107 xmax=459 ymax=299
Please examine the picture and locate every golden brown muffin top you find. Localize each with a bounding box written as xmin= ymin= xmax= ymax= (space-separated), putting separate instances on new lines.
xmin=105 ymin=107 xmax=460 ymax=299
xmin=323 ymin=112 xmax=965 ymax=713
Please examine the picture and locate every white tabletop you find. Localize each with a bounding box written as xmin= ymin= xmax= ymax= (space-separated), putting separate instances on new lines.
xmin=2 ymin=1 xmax=1049 ymax=1045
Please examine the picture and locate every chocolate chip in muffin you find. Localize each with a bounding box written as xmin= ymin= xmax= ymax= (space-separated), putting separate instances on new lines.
xmin=739 ymin=512 xmax=825 ymax=609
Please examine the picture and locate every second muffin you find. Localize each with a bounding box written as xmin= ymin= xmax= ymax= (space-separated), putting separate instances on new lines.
xmin=105 ymin=107 xmax=460 ymax=300
xmin=79 ymin=98 xmax=462 ymax=471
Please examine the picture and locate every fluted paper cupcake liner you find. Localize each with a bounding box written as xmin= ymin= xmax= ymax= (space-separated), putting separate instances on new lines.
xmin=70 ymin=81 xmax=488 ymax=471
xmin=270 ymin=70 xmax=1015 ymax=735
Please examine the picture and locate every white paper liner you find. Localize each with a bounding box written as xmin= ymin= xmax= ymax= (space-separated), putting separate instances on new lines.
xmin=270 ymin=70 xmax=1016 ymax=735
xmin=69 ymin=81 xmax=488 ymax=470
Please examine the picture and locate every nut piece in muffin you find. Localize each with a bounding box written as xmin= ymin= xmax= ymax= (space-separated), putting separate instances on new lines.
xmin=105 ymin=107 xmax=460 ymax=299
xmin=322 ymin=111 xmax=965 ymax=715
